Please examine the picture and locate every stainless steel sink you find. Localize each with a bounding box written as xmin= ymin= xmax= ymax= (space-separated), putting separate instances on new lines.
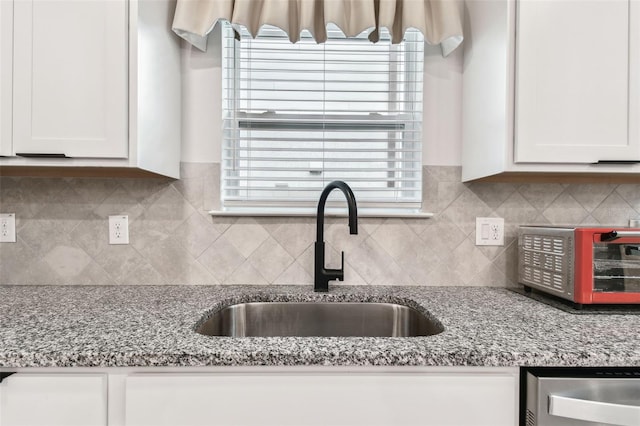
xmin=196 ymin=302 xmax=443 ymax=337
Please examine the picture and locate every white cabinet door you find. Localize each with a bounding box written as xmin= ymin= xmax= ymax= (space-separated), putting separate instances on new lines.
xmin=0 ymin=373 xmax=107 ymax=426
xmin=125 ymin=372 xmax=517 ymax=426
xmin=12 ymin=0 xmax=128 ymax=158
xmin=0 ymin=0 xmax=12 ymax=157
xmin=515 ymin=0 xmax=639 ymax=163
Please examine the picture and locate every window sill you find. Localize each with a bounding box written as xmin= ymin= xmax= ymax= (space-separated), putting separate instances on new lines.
xmin=208 ymin=208 xmax=434 ymax=219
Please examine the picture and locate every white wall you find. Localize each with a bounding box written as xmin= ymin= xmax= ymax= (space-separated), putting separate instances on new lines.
xmin=180 ymin=25 xmax=464 ymax=166
xmin=180 ymin=25 xmax=222 ymax=163
xmin=422 ymin=44 xmax=464 ymax=165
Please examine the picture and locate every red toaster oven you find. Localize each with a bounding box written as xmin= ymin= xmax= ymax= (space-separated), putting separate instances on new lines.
xmin=518 ymin=226 xmax=640 ymax=305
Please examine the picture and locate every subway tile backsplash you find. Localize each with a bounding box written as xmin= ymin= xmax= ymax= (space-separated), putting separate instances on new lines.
xmin=1 ymin=163 xmax=639 ymax=287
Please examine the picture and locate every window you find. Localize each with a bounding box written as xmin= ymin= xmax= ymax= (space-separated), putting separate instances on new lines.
xmin=221 ymin=23 xmax=424 ymax=214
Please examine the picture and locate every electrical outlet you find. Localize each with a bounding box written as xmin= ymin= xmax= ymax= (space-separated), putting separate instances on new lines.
xmin=475 ymin=217 xmax=504 ymax=246
xmin=109 ymin=215 xmax=129 ymax=245
xmin=0 ymin=213 xmax=16 ymax=243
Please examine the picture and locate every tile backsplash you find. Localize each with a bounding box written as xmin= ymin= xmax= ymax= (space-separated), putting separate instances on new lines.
xmin=1 ymin=163 xmax=639 ymax=287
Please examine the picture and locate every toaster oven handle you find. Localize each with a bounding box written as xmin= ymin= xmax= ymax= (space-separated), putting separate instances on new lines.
xmin=549 ymin=394 xmax=640 ymax=426
xmin=600 ymin=230 xmax=640 ymax=241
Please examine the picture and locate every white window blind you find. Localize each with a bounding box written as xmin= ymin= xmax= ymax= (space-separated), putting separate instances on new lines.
xmin=221 ymin=23 xmax=424 ymax=213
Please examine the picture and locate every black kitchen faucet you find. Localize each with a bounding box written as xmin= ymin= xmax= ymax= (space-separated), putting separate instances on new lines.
xmin=314 ymin=181 xmax=358 ymax=292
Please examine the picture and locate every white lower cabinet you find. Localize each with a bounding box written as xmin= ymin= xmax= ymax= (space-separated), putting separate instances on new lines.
xmin=0 ymin=374 xmax=107 ymax=426
xmin=0 ymin=368 xmax=519 ymax=426
xmin=124 ymin=369 xmax=518 ymax=426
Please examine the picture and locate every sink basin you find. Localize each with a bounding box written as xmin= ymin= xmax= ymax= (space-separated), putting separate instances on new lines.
xmin=196 ymin=302 xmax=443 ymax=337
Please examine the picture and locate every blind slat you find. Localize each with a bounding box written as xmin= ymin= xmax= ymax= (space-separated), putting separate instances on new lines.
xmin=222 ymin=147 xmax=421 ymax=153
xmin=228 ymin=89 xmax=422 ymax=94
xmin=222 ymin=157 xmax=420 ymax=163
xmin=223 ymin=128 xmax=423 ymax=134
xmin=223 ymin=143 xmax=421 ymax=148
xmin=232 ymin=47 xmax=424 ymax=52
xmin=224 ymin=116 xmax=420 ymax=120
xmin=224 ymin=68 xmax=418 ymax=74
xmin=223 ymin=186 xmax=421 ymax=193
xmin=224 ymin=177 xmax=421 ymax=183
xmin=223 ymin=109 xmax=422 ymax=114
xmin=228 ymin=99 xmax=422 ymax=104
xmin=225 ymin=167 xmax=420 ymax=173
xmin=232 ymin=60 xmax=424 ymax=65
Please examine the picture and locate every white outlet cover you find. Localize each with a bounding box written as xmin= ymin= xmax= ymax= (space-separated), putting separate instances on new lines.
xmin=0 ymin=213 xmax=16 ymax=243
xmin=475 ymin=217 xmax=504 ymax=246
xmin=109 ymin=215 xmax=129 ymax=245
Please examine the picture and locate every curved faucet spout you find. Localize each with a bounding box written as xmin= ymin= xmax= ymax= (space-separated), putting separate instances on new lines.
xmin=316 ymin=180 xmax=358 ymax=242
xmin=314 ymin=181 xmax=358 ymax=292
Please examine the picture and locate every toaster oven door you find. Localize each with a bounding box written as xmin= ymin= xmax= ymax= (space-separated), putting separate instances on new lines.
xmin=591 ymin=231 xmax=640 ymax=301
xmin=593 ymin=242 xmax=640 ymax=293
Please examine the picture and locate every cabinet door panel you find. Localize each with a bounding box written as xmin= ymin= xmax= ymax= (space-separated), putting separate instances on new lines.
xmin=13 ymin=0 xmax=128 ymax=158
xmin=125 ymin=373 xmax=517 ymax=426
xmin=0 ymin=0 xmax=11 ymax=156
xmin=0 ymin=374 xmax=107 ymax=426
xmin=515 ymin=0 xmax=637 ymax=163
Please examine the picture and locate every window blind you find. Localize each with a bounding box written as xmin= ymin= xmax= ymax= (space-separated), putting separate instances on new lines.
xmin=221 ymin=23 xmax=424 ymax=212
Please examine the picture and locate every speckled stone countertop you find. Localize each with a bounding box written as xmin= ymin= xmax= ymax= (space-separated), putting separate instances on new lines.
xmin=1 ymin=285 xmax=639 ymax=368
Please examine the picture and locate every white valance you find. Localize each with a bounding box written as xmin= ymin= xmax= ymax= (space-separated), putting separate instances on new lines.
xmin=172 ymin=0 xmax=464 ymax=56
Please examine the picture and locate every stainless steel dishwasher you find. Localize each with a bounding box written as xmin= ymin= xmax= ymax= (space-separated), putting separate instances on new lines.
xmin=524 ymin=368 xmax=640 ymax=426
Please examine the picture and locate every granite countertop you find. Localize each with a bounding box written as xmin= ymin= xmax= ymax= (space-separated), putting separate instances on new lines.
xmin=0 ymin=285 xmax=639 ymax=368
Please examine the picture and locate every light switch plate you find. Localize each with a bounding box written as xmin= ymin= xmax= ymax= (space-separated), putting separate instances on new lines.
xmin=0 ymin=213 xmax=16 ymax=243
xmin=475 ymin=217 xmax=504 ymax=246
xmin=109 ymin=215 xmax=129 ymax=245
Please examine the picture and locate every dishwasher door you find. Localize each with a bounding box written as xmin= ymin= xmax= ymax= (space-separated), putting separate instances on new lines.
xmin=525 ymin=372 xmax=640 ymax=426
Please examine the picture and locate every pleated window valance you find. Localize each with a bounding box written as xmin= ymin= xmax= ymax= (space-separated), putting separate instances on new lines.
xmin=172 ymin=0 xmax=464 ymax=57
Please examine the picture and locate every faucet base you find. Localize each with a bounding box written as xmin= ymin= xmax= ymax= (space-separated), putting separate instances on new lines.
xmin=314 ymin=241 xmax=345 ymax=292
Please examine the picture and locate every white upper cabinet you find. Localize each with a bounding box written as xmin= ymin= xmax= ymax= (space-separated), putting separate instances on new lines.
xmin=0 ymin=0 xmax=12 ymax=157
xmin=0 ymin=0 xmax=181 ymax=178
xmin=12 ymin=0 xmax=128 ymax=158
xmin=515 ymin=0 xmax=637 ymax=163
xmin=462 ymin=0 xmax=640 ymax=181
